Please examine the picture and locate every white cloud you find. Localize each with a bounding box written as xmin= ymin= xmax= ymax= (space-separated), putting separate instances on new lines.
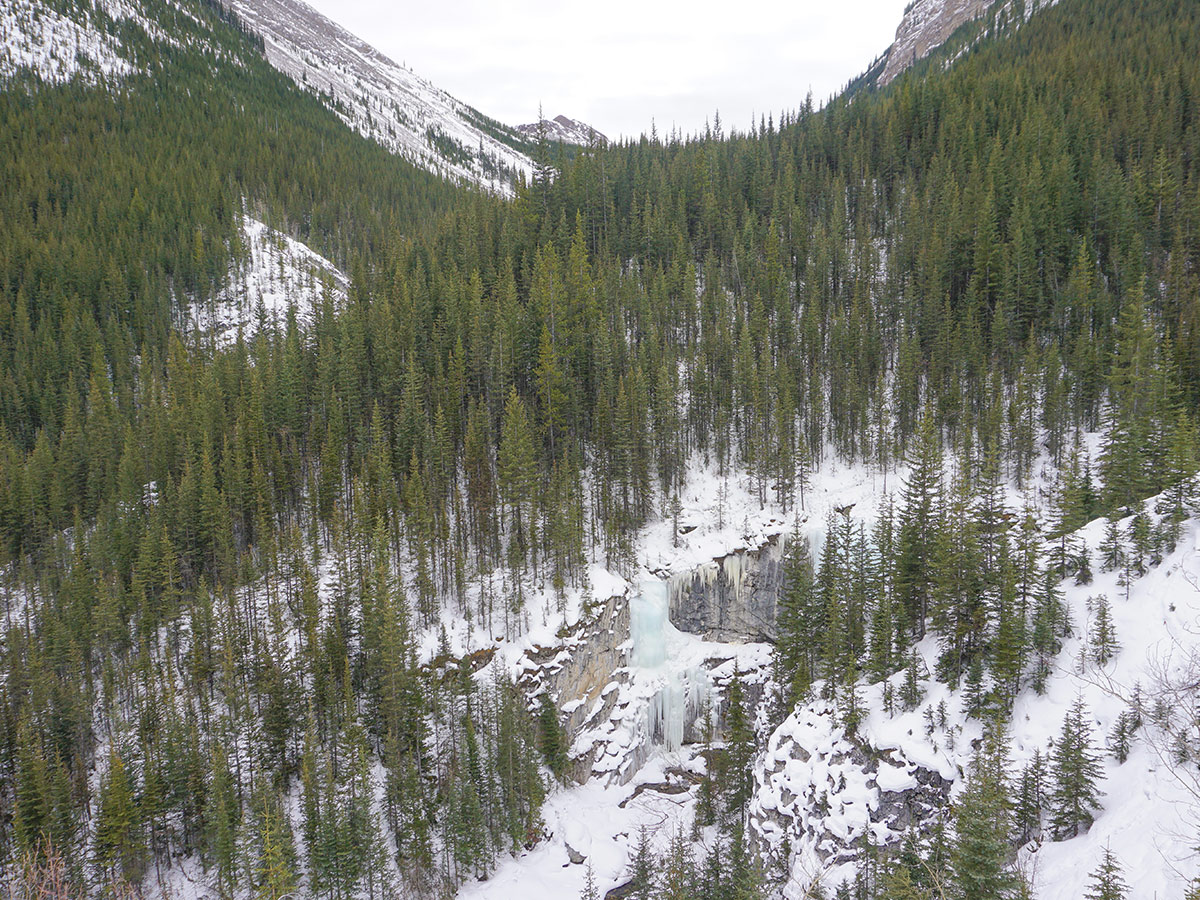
xmin=303 ymin=0 xmax=905 ymax=139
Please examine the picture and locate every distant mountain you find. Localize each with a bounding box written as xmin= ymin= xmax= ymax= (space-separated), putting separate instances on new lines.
xmin=225 ymin=0 xmax=534 ymax=192
xmin=518 ymin=114 xmax=607 ymax=147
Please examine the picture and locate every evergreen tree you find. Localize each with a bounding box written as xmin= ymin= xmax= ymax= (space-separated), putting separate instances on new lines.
xmin=538 ymin=693 xmax=569 ymax=782
xmin=896 ymin=412 xmax=942 ymax=639
xmin=1049 ymin=698 xmax=1105 ymax=839
xmin=93 ymin=751 xmax=144 ymax=886
xmin=1089 ymin=595 xmax=1118 ymax=666
xmin=1082 ymin=847 xmax=1128 ymax=900
xmin=950 ymin=726 xmax=1021 ymax=900
xmin=657 ymin=825 xmax=695 ymax=900
xmin=775 ymin=521 xmax=819 ymax=704
xmin=627 ymin=825 xmax=656 ymax=900
xmin=1013 ymin=749 xmax=1046 ymax=845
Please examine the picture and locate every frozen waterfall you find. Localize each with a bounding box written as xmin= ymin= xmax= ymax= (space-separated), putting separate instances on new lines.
xmin=630 ymin=580 xmax=711 ymax=753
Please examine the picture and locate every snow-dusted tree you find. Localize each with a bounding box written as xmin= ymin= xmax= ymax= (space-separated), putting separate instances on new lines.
xmin=1089 ymin=594 xmax=1119 ymax=666
xmin=1082 ymin=847 xmax=1128 ymax=900
xmin=1049 ymin=698 xmax=1105 ymax=838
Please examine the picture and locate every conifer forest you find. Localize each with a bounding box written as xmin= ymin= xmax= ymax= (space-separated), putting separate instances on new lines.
xmin=1 ymin=0 xmax=1200 ymax=897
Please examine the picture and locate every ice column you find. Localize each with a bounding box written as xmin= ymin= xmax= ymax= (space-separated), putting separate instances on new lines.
xmin=630 ymin=580 xmax=709 ymax=752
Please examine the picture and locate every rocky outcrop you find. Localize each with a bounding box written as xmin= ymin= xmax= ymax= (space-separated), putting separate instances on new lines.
xmin=750 ymin=701 xmax=955 ymax=870
xmin=879 ymin=0 xmax=989 ymax=85
xmin=667 ymin=533 xmax=786 ymax=643
xmin=519 ymin=591 xmax=632 ymax=779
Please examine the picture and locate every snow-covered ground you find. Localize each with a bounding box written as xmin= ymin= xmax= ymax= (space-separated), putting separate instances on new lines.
xmin=182 ymin=214 xmax=348 ymax=346
xmin=2 ymin=0 xmax=140 ymax=84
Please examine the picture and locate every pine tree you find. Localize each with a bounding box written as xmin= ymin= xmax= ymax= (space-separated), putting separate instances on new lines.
xmin=93 ymin=751 xmax=144 ymax=885
xmin=950 ymin=726 xmax=1021 ymax=900
xmin=581 ymin=862 xmax=599 ymax=900
xmin=538 ymin=693 xmax=568 ymax=782
xmin=207 ymin=743 xmax=239 ymax=899
xmin=499 ymin=386 xmax=537 ymax=573
xmin=1013 ymin=749 xmax=1046 ymax=844
xmin=1089 ymin=595 xmax=1118 ymax=666
xmin=1049 ymin=698 xmax=1105 ymax=839
xmin=896 ymin=411 xmax=942 ymax=639
xmin=1083 ymin=847 xmax=1128 ymax=900
xmin=900 ymin=649 xmax=925 ymax=712
xmin=721 ymin=668 xmax=756 ymax=826
xmin=252 ymin=787 xmax=299 ymax=900
xmin=1098 ymin=520 xmax=1125 ymax=572
xmin=627 ymin=825 xmax=656 ymax=900
xmin=1107 ymin=709 xmax=1140 ymax=764
xmin=658 ymin=825 xmax=695 ymax=900
xmin=775 ymin=520 xmax=819 ymax=704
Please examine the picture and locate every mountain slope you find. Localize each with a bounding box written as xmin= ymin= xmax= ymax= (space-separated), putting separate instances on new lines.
xmin=225 ymin=0 xmax=536 ymax=191
xmin=1 ymin=0 xmax=537 ymax=191
xmin=879 ymin=0 xmax=989 ymax=85
xmin=2 ymin=0 xmax=1199 ymax=897
xmin=876 ymin=0 xmax=1060 ymax=86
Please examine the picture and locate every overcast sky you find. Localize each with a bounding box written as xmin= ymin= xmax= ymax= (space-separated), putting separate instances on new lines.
xmin=303 ymin=0 xmax=907 ymax=141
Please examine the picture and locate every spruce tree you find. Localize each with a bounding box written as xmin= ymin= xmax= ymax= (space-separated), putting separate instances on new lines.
xmin=1049 ymin=698 xmax=1105 ymax=839
xmin=950 ymin=726 xmax=1021 ymax=900
xmin=1089 ymin=595 xmax=1118 ymax=666
xmin=775 ymin=520 xmax=819 ymax=704
xmin=627 ymin=825 xmax=656 ymax=900
xmin=896 ymin=411 xmax=943 ymax=639
xmin=93 ymin=751 xmax=144 ymax=886
xmin=1083 ymin=847 xmax=1128 ymax=900
xmin=538 ymin=693 xmax=569 ymax=782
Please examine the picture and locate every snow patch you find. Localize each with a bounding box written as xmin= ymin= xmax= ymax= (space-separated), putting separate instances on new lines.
xmin=182 ymin=214 xmax=348 ymax=346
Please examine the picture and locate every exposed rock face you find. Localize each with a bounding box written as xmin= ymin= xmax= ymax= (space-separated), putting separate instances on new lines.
xmin=667 ymin=534 xmax=786 ymax=642
xmin=519 ymin=581 xmax=776 ymax=785
xmin=519 ymin=591 xmax=632 ymax=780
xmin=879 ymin=0 xmax=989 ymax=85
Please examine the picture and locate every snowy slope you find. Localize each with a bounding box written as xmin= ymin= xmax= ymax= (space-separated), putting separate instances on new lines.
xmin=182 ymin=214 xmax=348 ymax=346
xmin=225 ymin=0 xmax=535 ymax=193
xmin=0 ymin=0 xmax=183 ymax=84
xmin=756 ymin=503 xmax=1200 ymax=897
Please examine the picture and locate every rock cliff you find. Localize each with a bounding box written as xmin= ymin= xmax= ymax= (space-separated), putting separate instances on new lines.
xmin=879 ymin=0 xmax=989 ymax=85
xmin=667 ymin=533 xmax=786 ymax=643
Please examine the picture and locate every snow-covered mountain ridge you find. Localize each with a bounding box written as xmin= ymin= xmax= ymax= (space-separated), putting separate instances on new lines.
xmin=879 ymin=0 xmax=989 ymax=85
xmin=878 ymin=0 xmax=1059 ymax=85
xmin=224 ymin=0 xmax=535 ymax=192
xmin=1 ymin=0 xmax=204 ymax=85
xmin=2 ymin=0 xmax=537 ymax=192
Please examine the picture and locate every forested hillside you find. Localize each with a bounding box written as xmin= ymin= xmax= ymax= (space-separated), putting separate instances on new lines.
xmin=0 ymin=0 xmax=1198 ymax=897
